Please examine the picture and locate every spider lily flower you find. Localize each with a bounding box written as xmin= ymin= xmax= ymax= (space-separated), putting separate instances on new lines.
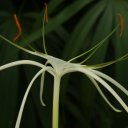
xmin=0 ymin=17 xmax=128 ymax=128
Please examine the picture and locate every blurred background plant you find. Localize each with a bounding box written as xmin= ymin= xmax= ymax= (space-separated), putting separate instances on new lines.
xmin=0 ymin=0 xmax=128 ymax=128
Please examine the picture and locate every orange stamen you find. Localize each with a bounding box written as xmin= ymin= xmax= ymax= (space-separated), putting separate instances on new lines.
xmin=13 ymin=14 xmax=22 ymax=42
xmin=44 ymin=3 xmax=48 ymax=23
xmin=118 ymin=13 xmax=124 ymax=37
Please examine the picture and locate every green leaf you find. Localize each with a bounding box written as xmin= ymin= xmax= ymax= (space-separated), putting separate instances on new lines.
xmin=62 ymin=1 xmax=106 ymax=60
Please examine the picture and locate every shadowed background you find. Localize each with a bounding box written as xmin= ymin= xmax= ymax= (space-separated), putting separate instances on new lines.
xmin=0 ymin=0 xmax=128 ymax=128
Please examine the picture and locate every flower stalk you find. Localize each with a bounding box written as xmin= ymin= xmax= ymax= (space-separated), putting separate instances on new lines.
xmin=52 ymin=75 xmax=61 ymax=128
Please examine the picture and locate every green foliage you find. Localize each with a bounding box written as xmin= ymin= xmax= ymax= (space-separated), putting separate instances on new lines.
xmin=0 ymin=0 xmax=128 ymax=128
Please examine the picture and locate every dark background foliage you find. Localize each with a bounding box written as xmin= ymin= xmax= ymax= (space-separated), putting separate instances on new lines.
xmin=0 ymin=0 xmax=128 ymax=128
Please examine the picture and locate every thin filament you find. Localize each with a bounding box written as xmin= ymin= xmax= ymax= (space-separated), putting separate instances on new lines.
xmin=68 ymin=26 xmax=119 ymax=63
xmin=42 ymin=3 xmax=48 ymax=54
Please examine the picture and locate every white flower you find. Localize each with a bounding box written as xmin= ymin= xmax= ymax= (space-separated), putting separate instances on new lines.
xmin=0 ymin=26 xmax=128 ymax=128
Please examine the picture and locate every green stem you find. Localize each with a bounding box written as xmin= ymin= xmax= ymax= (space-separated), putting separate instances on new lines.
xmin=52 ymin=75 xmax=61 ymax=128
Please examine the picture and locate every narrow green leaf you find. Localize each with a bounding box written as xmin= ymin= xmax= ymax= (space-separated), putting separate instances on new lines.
xmin=63 ymin=1 xmax=106 ymax=60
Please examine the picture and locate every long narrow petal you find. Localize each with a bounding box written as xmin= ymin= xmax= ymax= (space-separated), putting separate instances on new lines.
xmin=40 ymin=71 xmax=46 ymax=106
xmin=76 ymin=67 xmax=128 ymax=112
xmin=87 ymin=75 xmax=122 ymax=112
xmin=0 ymin=60 xmax=44 ymax=71
xmin=90 ymin=69 xmax=128 ymax=96
xmin=40 ymin=61 xmax=49 ymax=106
xmin=15 ymin=68 xmax=47 ymax=128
